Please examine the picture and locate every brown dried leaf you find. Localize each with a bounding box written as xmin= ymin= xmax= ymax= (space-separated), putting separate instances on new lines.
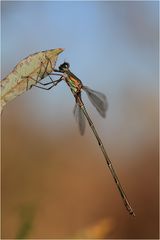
xmin=1 ymin=48 xmax=64 ymax=112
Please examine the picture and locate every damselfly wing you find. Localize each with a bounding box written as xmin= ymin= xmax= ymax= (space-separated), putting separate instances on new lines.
xmin=73 ymin=103 xmax=86 ymax=135
xmin=73 ymin=86 xmax=108 ymax=135
xmin=83 ymin=86 xmax=108 ymax=118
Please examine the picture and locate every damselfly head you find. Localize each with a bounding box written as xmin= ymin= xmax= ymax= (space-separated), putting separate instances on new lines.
xmin=59 ymin=62 xmax=70 ymax=72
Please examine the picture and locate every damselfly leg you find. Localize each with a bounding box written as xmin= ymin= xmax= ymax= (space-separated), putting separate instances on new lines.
xmin=32 ymin=77 xmax=63 ymax=90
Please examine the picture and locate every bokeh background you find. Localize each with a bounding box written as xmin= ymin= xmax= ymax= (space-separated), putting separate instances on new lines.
xmin=1 ymin=1 xmax=159 ymax=239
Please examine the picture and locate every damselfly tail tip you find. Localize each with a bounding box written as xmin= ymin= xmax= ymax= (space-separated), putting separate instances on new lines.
xmin=131 ymin=211 xmax=136 ymax=217
xmin=129 ymin=209 xmax=135 ymax=217
xmin=126 ymin=203 xmax=135 ymax=216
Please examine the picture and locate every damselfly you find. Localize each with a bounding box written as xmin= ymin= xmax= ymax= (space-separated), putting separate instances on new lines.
xmin=29 ymin=62 xmax=135 ymax=216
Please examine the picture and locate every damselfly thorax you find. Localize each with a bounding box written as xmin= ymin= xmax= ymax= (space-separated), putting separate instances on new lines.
xmin=59 ymin=62 xmax=83 ymax=94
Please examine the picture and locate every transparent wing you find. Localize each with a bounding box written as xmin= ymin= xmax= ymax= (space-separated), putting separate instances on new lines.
xmin=83 ymin=86 xmax=108 ymax=118
xmin=73 ymin=103 xmax=85 ymax=135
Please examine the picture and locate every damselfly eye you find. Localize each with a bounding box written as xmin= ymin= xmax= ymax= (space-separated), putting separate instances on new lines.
xmin=59 ymin=62 xmax=70 ymax=71
xmin=64 ymin=62 xmax=70 ymax=68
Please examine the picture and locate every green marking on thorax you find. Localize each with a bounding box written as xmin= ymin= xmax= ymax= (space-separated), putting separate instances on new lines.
xmin=68 ymin=78 xmax=77 ymax=93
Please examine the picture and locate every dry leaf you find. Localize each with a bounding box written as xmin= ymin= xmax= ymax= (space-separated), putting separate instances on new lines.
xmin=1 ymin=48 xmax=64 ymax=112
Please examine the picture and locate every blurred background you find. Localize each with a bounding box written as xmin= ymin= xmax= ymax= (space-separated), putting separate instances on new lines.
xmin=1 ymin=1 xmax=159 ymax=239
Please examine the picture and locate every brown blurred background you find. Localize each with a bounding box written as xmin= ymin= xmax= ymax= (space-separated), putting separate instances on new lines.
xmin=1 ymin=1 xmax=159 ymax=239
